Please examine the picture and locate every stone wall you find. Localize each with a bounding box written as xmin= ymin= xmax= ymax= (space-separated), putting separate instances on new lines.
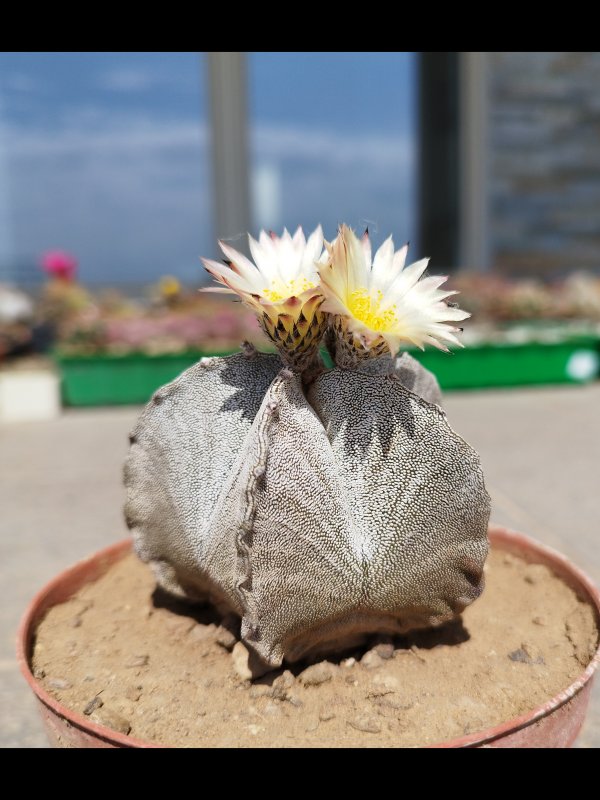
xmin=489 ymin=52 xmax=600 ymax=277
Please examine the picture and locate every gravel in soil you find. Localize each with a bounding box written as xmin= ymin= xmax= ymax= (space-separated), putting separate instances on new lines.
xmin=32 ymin=549 xmax=598 ymax=747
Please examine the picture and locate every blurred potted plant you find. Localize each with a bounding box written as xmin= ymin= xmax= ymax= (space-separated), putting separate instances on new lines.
xmin=413 ymin=272 xmax=600 ymax=389
xmin=38 ymin=251 xmax=93 ymax=331
xmin=19 ymin=225 xmax=600 ymax=747
xmin=53 ymin=282 xmax=263 ymax=406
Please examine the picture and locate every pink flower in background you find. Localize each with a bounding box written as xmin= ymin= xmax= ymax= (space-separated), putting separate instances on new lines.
xmin=41 ymin=251 xmax=78 ymax=281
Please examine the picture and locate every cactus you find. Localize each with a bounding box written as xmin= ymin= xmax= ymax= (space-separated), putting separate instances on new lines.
xmin=124 ymin=226 xmax=490 ymax=668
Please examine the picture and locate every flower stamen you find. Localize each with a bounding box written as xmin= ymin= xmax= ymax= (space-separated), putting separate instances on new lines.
xmin=263 ymin=277 xmax=315 ymax=303
xmin=347 ymin=289 xmax=397 ymax=332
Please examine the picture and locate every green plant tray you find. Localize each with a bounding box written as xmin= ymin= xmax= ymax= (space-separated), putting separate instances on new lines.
xmin=411 ymin=336 xmax=600 ymax=390
xmin=54 ymin=351 xmax=226 ymax=406
xmin=54 ymin=336 xmax=600 ymax=407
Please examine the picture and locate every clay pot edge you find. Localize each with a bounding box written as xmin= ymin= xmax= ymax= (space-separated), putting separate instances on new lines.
xmin=431 ymin=527 xmax=600 ymax=748
xmin=17 ymin=526 xmax=600 ymax=749
xmin=16 ymin=539 xmax=157 ymax=749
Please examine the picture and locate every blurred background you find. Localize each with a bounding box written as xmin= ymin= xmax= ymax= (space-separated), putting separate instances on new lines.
xmin=1 ymin=51 xmax=600 ymax=405
xmin=1 ymin=53 xmax=599 ymax=747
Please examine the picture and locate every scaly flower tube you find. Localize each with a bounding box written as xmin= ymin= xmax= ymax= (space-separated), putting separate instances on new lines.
xmin=201 ymin=226 xmax=326 ymax=368
xmin=318 ymin=224 xmax=470 ymax=366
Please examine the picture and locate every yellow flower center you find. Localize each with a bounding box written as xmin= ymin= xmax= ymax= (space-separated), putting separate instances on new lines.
xmin=263 ymin=277 xmax=315 ymax=302
xmin=347 ymin=288 xmax=397 ymax=332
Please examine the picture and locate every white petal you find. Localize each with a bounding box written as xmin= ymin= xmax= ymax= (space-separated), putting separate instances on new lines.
xmin=199 ymin=286 xmax=235 ymax=294
xmin=385 ymin=258 xmax=430 ymax=299
xmin=259 ymin=229 xmax=274 ymax=248
xmin=370 ymin=235 xmax=395 ymax=290
xmin=414 ymin=274 xmax=449 ymax=294
xmin=218 ymin=241 xmax=266 ymax=285
xmin=201 ymin=257 xmax=257 ymax=295
xmin=392 ymin=243 xmax=409 ymax=272
xmin=302 ymin=224 xmax=324 ymax=276
xmin=360 ymin=230 xmax=372 ymax=271
xmin=342 ymin=225 xmax=369 ymax=293
xmin=258 ymin=231 xmax=287 ymax=284
xmin=318 ymin=260 xmax=347 ymax=300
xmin=434 ymin=305 xmax=471 ymax=322
xmin=292 ymin=226 xmax=305 ymax=247
xmin=423 ymin=335 xmax=452 ymax=352
xmin=277 ymin=229 xmax=303 ymax=281
xmin=248 ymin=235 xmax=278 ymax=283
xmin=320 ymin=294 xmax=351 ymax=318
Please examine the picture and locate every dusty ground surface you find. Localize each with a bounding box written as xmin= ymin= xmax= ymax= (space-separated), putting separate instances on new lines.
xmin=32 ymin=548 xmax=598 ymax=748
xmin=3 ymin=384 xmax=600 ymax=747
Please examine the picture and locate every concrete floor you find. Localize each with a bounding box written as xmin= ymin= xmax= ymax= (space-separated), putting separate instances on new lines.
xmin=1 ymin=383 xmax=599 ymax=748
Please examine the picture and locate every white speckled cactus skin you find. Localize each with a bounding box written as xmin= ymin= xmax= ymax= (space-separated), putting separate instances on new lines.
xmin=124 ymin=349 xmax=490 ymax=667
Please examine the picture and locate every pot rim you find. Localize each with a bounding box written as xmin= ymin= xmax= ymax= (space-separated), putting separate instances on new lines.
xmin=17 ymin=538 xmax=156 ymax=748
xmin=17 ymin=525 xmax=600 ymax=749
xmin=433 ymin=527 xmax=600 ymax=747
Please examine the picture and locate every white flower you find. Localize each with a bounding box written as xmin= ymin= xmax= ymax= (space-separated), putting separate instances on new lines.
xmin=318 ymin=224 xmax=470 ymax=357
xmin=201 ymin=226 xmax=327 ymax=365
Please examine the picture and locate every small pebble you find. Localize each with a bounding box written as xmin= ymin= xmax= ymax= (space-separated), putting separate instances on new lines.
xmin=508 ymin=643 xmax=544 ymax=665
xmin=341 ymin=657 xmax=356 ymax=669
xmin=249 ymin=685 xmax=271 ymax=699
xmin=532 ymin=616 xmax=547 ymax=626
xmin=83 ymin=695 xmax=104 ymax=715
xmin=33 ymin=667 xmax=46 ymax=680
xmin=271 ymin=670 xmax=295 ymax=700
xmin=361 ymin=650 xmax=383 ymax=669
xmin=299 ymin=662 xmax=334 ymax=687
xmin=286 ymin=693 xmax=303 ymax=708
xmin=215 ymin=626 xmax=237 ymax=651
xmin=263 ymin=703 xmax=281 ymax=716
xmin=71 ymin=617 xmax=82 ymax=628
xmin=372 ymin=695 xmax=413 ymax=711
xmin=247 ymin=724 xmax=263 ymax=736
xmin=125 ymin=654 xmax=149 ymax=668
xmin=368 ymin=675 xmax=401 ymax=696
xmin=231 ymin=642 xmax=271 ymax=681
xmin=48 ymin=678 xmax=72 ymax=690
xmin=231 ymin=642 xmax=253 ymax=681
xmin=124 ymin=685 xmax=143 ymax=702
xmin=374 ymin=643 xmax=395 ymax=660
xmin=91 ymin=707 xmax=131 ymax=735
xmin=319 ymin=710 xmax=335 ymax=722
xmin=508 ymin=648 xmax=530 ymax=663
xmin=305 ymin=718 xmax=320 ymax=732
xmin=348 ymin=714 xmax=382 ymax=734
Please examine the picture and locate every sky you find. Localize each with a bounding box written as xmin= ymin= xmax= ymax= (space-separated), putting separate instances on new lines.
xmin=0 ymin=52 xmax=416 ymax=286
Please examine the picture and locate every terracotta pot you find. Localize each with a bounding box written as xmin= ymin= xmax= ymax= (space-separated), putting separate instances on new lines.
xmin=18 ymin=525 xmax=600 ymax=748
